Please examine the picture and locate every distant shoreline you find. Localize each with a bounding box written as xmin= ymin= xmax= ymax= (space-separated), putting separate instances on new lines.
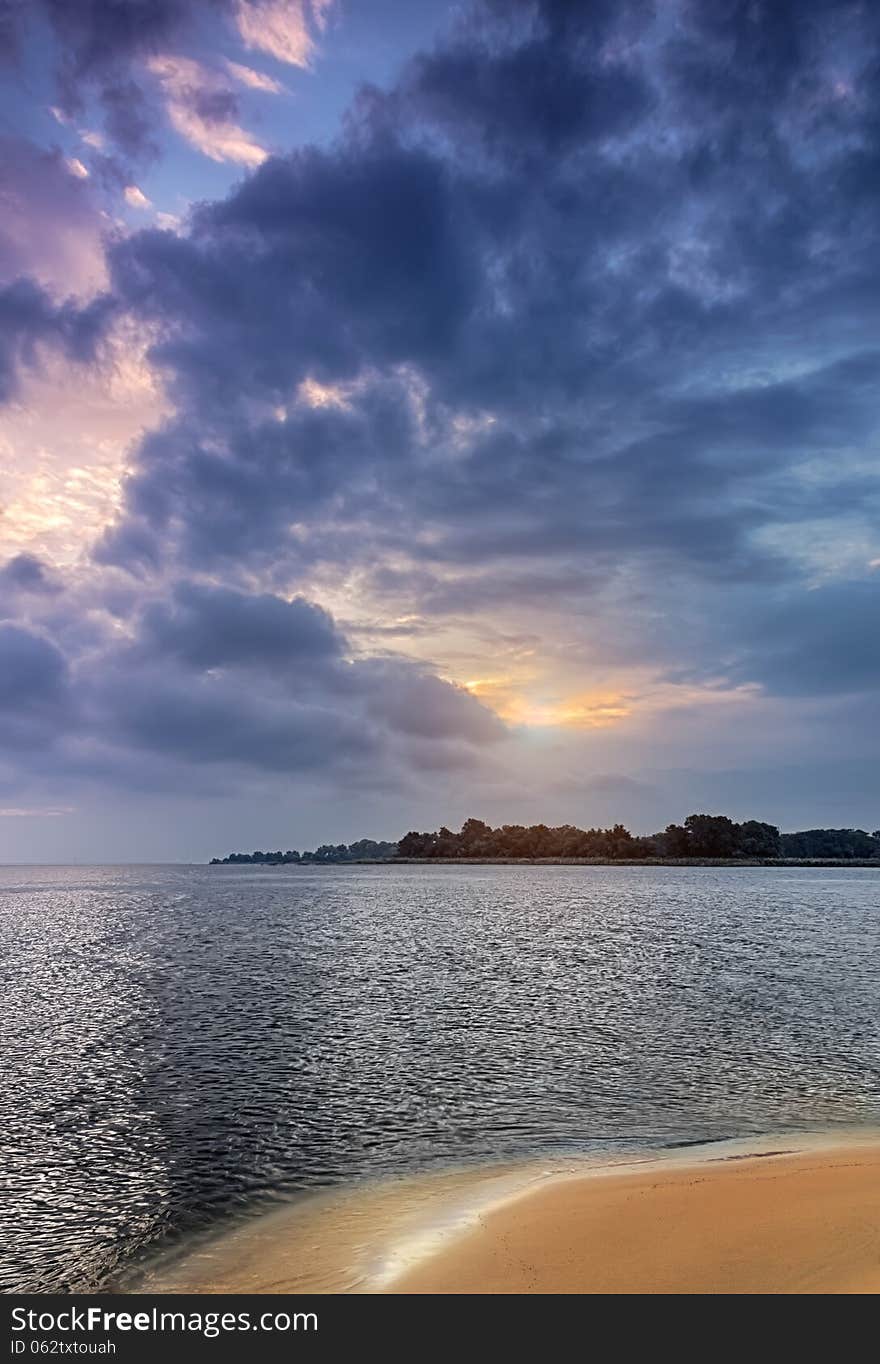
xmin=213 ymin=856 xmax=880 ymax=868
xmin=212 ymin=815 xmax=880 ymax=866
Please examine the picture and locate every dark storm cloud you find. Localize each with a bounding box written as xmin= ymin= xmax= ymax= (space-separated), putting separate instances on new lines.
xmin=0 ymin=277 xmax=109 ymax=401
xmin=731 ymin=579 xmax=880 ymax=699
xmin=94 ymin=367 xmax=421 ymax=572
xmin=0 ymin=575 xmax=504 ymax=790
xmin=356 ymin=660 xmax=506 ymax=745
xmin=0 ymin=624 xmax=72 ymax=751
xmin=99 ymin=78 xmax=160 ymax=161
xmin=39 ymin=0 xmax=208 ymax=74
xmin=96 ymin=668 xmax=378 ymax=773
xmin=0 ymin=624 xmax=67 ymax=706
xmin=101 ymin=138 xmax=480 ymax=415
xmin=5 ymin=0 xmax=880 ymax=817
xmin=394 ymin=12 xmax=653 ymax=161
xmin=138 ymin=581 xmax=343 ymax=669
xmin=78 ymin=0 xmax=880 ymax=717
xmin=0 ymin=554 xmax=60 ymax=596
xmin=85 ymin=646 xmax=502 ymax=780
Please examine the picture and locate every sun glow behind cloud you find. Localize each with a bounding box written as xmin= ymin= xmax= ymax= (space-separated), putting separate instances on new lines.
xmin=463 ymin=676 xmax=761 ymax=731
xmin=464 ymin=677 xmax=634 ymax=729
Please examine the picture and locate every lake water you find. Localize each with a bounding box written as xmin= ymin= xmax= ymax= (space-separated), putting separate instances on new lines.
xmin=1 ymin=862 xmax=878 ymax=1292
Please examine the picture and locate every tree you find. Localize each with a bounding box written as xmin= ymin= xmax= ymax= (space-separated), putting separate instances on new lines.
xmin=459 ymin=818 xmax=492 ymax=847
xmin=662 ymin=823 xmax=689 ymax=856
xmin=738 ymin=821 xmax=780 ymax=857
xmin=397 ymin=830 xmax=430 ymax=857
xmin=680 ymin=814 xmax=739 ymax=857
xmin=780 ymin=828 xmax=879 ymax=859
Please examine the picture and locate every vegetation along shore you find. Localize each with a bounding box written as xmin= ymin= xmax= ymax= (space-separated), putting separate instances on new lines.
xmin=211 ymin=814 xmax=880 ymax=865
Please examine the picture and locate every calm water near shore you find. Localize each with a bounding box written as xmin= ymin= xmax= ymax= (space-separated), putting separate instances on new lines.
xmin=2 ymin=862 xmax=879 ymax=1292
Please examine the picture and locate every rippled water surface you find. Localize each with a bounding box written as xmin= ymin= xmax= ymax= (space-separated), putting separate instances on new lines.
xmin=2 ymin=862 xmax=879 ymax=1292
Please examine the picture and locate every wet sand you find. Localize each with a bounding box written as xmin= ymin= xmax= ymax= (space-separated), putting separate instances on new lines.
xmin=130 ymin=1135 xmax=880 ymax=1295
xmin=395 ymin=1145 xmax=880 ymax=1294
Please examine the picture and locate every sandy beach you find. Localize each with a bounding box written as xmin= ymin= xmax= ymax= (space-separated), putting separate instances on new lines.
xmin=131 ymin=1136 xmax=880 ymax=1295
xmin=395 ymin=1145 xmax=880 ymax=1294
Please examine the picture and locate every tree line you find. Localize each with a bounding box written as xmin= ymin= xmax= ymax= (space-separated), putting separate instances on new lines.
xmin=211 ymin=838 xmax=398 ymax=865
xmin=398 ymin=816 xmax=880 ymax=859
xmin=212 ymin=815 xmax=880 ymax=863
xmin=397 ymin=816 xmax=880 ymax=859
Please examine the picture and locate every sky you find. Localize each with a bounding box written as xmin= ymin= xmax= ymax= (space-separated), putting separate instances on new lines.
xmin=0 ymin=0 xmax=878 ymax=862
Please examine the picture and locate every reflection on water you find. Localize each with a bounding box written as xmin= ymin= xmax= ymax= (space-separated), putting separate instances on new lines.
xmin=1 ymin=863 xmax=878 ymax=1292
